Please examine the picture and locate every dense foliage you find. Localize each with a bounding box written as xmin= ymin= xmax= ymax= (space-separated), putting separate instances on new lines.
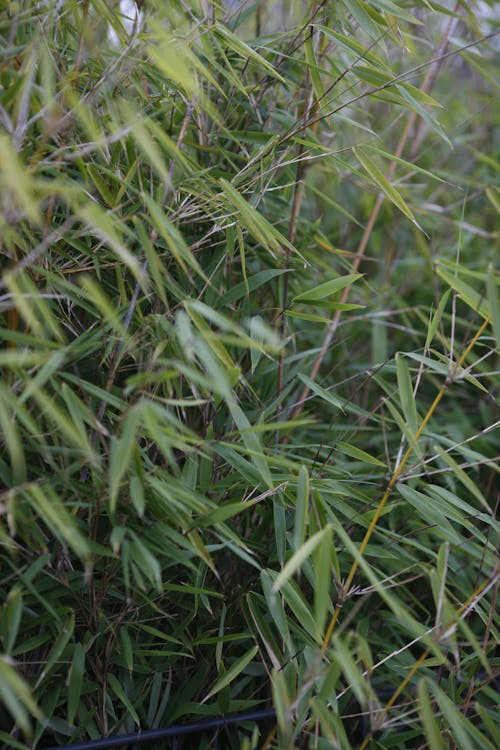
xmin=0 ymin=1 xmax=498 ymax=748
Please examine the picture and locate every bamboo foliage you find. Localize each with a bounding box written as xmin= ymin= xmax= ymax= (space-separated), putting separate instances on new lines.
xmin=0 ymin=1 xmax=498 ymax=748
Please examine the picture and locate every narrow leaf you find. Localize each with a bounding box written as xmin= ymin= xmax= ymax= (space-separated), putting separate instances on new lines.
xmin=67 ymin=644 xmax=85 ymax=726
xmin=396 ymin=352 xmax=419 ymax=436
xmin=294 ymin=466 xmax=309 ymax=552
xmin=273 ymin=527 xmax=330 ymax=593
xmin=107 ymin=673 xmax=140 ymax=726
xmin=205 ymin=645 xmax=258 ymax=699
xmin=354 ymin=146 xmax=419 ymax=225
xmin=293 ymin=274 xmax=362 ymax=304
xmin=418 ymin=679 xmax=445 ymax=750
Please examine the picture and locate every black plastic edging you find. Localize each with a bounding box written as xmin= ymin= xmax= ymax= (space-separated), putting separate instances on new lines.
xmin=44 ymin=709 xmax=277 ymax=750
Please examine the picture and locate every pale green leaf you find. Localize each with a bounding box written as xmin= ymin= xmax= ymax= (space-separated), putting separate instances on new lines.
xmin=108 ymin=673 xmax=140 ymax=726
xmin=205 ymin=645 xmax=258 ymax=699
xmin=418 ymin=679 xmax=445 ymax=750
xmin=273 ymin=527 xmax=330 ymax=593
xmin=354 ymin=146 xmax=419 ymax=225
xmin=293 ymin=274 xmax=362 ymax=304
xmin=396 ymin=352 xmax=419 ymax=436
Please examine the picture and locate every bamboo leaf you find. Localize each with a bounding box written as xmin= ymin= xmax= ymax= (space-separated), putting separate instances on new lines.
xmin=332 ymin=634 xmax=373 ymax=706
xmin=107 ymin=673 xmax=140 ymax=726
xmin=487 ymin=263 xmax=500 ymax=354
xmin=214 ymin=24 xmax=286 ymax=83
xmin=35 ymin=613 xmax=75 ymax=689
xmin=271 ymin=668 xmax=290 ymax=733
xmin=341 ymin=0 xmax=380 ymax=39
xmin=313 ymin=526 xmax=332 ymax=642
xmin=78 ymin=202 xmax=143 ymax=282
xmin=436 ymin=262 xmax=491 ymax=319
xmin=0 ymin=135 xmax=41 ymax=223
xmin=418 ymin=679 xmax=445 ymax=750
xmin=272 ymin=528 xmax=330 ymax=593
xmin=364 ymin=143 xmax=447 ymax=184
xmin=205 ymin=645 xmax=258 ymax=699
xmin=220 ymin=179 xmax=292 ymax=259
xmin=354 ymin=146 xmax=419 ymax=225
xmin=0 ymin=656 xmax=42 ymax=735
xmin=0 ymin=389 xmax=26 ymax=484
xmin=304 ymin=33 xmax=325 ymax=102
xmin=67 ymin=643 xmax=85 ymax=726
xmin=336 ymin=441 xmax=386 ymax=467
xmin=294 ymin=465 xmax=309 ymax=552
xmin=430 ymin=683 xmax=475 ymax=750
xmin=396 ymin=352 xmax=419 ymax=436
xmin=2 ymin=587 xmax=23 ymax=655
xmin=293 ymin=274 xmax=362 ymax=303
xmin=26 ymin=486 xmax=91 ymax=561
xmin=109 ymin=408 xmax=141 ymax=514
xmin=221 ymin=269 xmax=290 ymax=307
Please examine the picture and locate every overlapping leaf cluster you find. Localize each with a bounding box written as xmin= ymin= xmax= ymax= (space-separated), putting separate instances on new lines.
xmin=0 ymin=1 xmax=498 ymax=748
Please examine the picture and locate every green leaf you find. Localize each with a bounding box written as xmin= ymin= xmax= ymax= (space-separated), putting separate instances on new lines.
xmin=364 ymin=143 xmax=446 ymax=184
xmin=397 ymin=85 xmax=452 ymax=147
xmin=396 ymin=352 xmax=419 ymax=436
xmin=397 ymin=485 xmax=459 ymax=543
xmin=313 ymin=526 xmax=332 ymax=642
xmin=292 ymin=274 xmax=362 ymax=304
xmin=226 ymin=398 xmax=273 ymax=489
xmin=109 ymin=408 xmax=141 ymax=514
xmin=79 ymin=276 xmax=127 ymax=338
xmin=120 ymin=101 xmax=170 ymax=184
xmin=26 ymin=486 xmax=91 ymax=561
xmin=425 ymin=290 xmax=451 ymax=350
xmin=336 ymin=441 xmax=386 ymax=467
xmin=220 ymin=179 xmax=293 ymax=260
xmin=304 ymin=33 xmax=325 ymax=102
xmin=2 ymin=587 xmax=23 ymax=654
xmin=333 ymin=634 xmax=374 ymax=706
xmin=0 ymin=389 xmax=26 ymax=485
xmin=214 ymin=24 xmax=286 ymax=83
xmin=272 ymin=527 xmax=331 ymax=593
xmin=432 ymin=446 xmax=489 ymax=511
xmin=365 ymin=0 xmax=423 ymax=25
xmin=67 ymin=643 xmax=85 ymax=726
xmin=354 ymin=146 xmax=419 ymax=225
xmin=142 ymin=193 xmax=209 ymax=282
xmin=107 ymin=673 xmax=140 ymax=726
xmin=487 ymin=263 xmax=500 ymax=354
xmin=294 ymin=466 xmax=309 ymax=552
xmin=430 ymin=682 xmax=475 ymax=750
xmin=298 ymin=374 xmax=371 ymax=418
xmin=221 ymin=269 xmax=290 ymax=307
xmin=0 ymin=135 xmax=41 ymax=223
xmin=418 ymin=679 xmax=445 ymax=750
xmin=35 ymin=613 xmax=75 ymax=689
xmin=271 ymin=668 xmax=290 ymax=733
xmin=78 ymin=202 xmax=143 ymax=282
xmin=436 ymin=262 xmax=491 ymax=319
xmin=341 ymin=0 xmax=380 ymax=39
xmin=205 ymin=645 xmax=258 ymax=699
xmin=0 ymin=656 xmax=42 ymax=735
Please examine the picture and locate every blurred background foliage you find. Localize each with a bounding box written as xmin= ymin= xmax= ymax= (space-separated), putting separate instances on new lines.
xmin=0 ymin=0 xmax=498 ymax=748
